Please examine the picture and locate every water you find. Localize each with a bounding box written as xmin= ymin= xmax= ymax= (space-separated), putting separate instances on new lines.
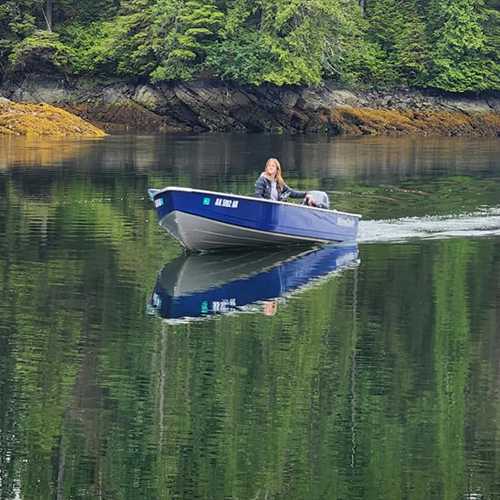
xmin=359 ymin=207 xmax=500 ymax=243
xmin=0 ymin=134 xmax=500 ymax=499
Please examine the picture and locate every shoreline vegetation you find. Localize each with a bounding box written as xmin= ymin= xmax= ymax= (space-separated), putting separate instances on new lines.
xmin=0 ymin=97 xmax=106 ymax=137
xmin=1 ymin=0 xmax=499 ymax=93
xmin=0 ymin=0 xmax=499 ymax=136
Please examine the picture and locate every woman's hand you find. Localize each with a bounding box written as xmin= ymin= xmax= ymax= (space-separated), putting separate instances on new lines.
xmin=305 ymin=193 xmax=317 ymax=206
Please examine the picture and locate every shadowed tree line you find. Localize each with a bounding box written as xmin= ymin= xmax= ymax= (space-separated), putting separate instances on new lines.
xmin=0 ymin=0 xmax=499 ymax=91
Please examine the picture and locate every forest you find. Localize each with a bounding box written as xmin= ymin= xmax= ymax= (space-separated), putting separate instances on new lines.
xmin=0 ymin=0 xmax=499 ymax=92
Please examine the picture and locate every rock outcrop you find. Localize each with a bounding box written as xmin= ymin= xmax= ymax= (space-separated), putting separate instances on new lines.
xmin=0 ymin=96 xmax=106 ymax=137
xmin=2 ymin=74 xmax=500 ymax=136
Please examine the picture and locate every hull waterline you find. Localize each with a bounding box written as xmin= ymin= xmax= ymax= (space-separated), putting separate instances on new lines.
xmin=160 ymin=210 xmax=333 ymax=252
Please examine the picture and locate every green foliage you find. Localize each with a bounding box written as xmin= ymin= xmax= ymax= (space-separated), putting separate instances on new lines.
xmin=102 ymin=12 xmax=157 ymax=77
xmin=68 ymin=0 xmax=118 ymax=25
xmin=364 ymin=0 xmax=431 ymax=87
xmin=150 ymin=0 xmax=225 ymax=81
xmin=204 ymin=30 xmax=273 ymax=84
xmin=57 ymin=22 xmax=102 ymax=74
xmin=0 ymin=0 xmax=499 ymax=90
xmin=395 ymin=14 xmax=431 ymax=86
xmin=483 ymin=0 xmax=500 ymax=61
xmin=0 ymin=0 xmax=37 ymax=72
xmin=0 ymin=0 xmax=40 ymax=38
xmin=329 ymin=3 xmax=384 ymax=86
xmin=426 ymin=0 xmax=500 ymax=91
xmin=8 ymin=30 xmax=74 ymax=74
xmin=57 ymin=21 xmax=136 ymax=76
xmin=256 ymin=0 xmax=363 ymax=85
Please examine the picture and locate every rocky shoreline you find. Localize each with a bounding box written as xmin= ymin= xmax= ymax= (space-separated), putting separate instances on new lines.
xmin=2 ymin=75 xmax=500 ymax=136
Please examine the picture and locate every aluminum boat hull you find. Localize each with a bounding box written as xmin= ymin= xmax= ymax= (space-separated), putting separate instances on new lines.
xmin=150 ymin=187 xmax=360 ymax=251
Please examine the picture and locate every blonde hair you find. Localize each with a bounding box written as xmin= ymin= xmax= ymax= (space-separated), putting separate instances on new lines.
xmin=265 ymin=158 xmax=284 ymax=191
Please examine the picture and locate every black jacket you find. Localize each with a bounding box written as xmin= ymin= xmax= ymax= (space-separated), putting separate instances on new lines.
xmin=254 ymin=175 xmax=307 ymax=201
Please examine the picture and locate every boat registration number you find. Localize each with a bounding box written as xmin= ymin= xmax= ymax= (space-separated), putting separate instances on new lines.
xmin=214 ymin=198 xmax=239 ymax=208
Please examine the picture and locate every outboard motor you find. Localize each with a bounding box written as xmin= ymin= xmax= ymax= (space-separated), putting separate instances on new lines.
xmin=302 ymin=190 xmax=330 ymax=209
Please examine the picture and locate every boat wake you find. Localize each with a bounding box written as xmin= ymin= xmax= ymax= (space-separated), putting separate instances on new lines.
xmin=358 ymin=206 xmax=500 ymax=244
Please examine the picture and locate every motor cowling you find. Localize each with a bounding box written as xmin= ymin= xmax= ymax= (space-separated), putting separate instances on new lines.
xmin=302 ymin=190 xmax=330 ymax=209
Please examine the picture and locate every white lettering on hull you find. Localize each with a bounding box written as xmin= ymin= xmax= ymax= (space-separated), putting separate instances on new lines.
xmin=215 ymin=198 xmax=239 ymax=208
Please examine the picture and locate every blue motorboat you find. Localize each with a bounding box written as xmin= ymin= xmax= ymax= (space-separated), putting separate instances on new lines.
xmin=148 ymin=243 xmax=359 ymax=323
xmin=148 ymin=187 xmax=360 ymax=252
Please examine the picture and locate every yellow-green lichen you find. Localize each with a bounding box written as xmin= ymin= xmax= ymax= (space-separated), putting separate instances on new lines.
xmin=0 ymin=100 xmax=107 ymax=137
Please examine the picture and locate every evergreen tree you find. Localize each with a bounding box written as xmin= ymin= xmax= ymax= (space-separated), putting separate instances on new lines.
xmin=150 ymin=0 xmax=225 ymax=81
xmin=426 ymin=0 xmax=500 ymax=91
xmin=0 ymin=0 xmax=40 ymax=73
xmin=365 ymin=0 xmax=431 ymax=87
xmin=483 ymin=0 xmax=500 ymax=74
xmin=395 ymin=2 xmax=431 ymax=86
xmin=1 ymin=0 xmax=499 ymax=90
xmin=206 ymin=0 xmax=368 ymax=85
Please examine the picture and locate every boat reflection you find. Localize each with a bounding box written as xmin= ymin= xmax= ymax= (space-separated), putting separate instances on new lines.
xmin=148 ymin=243 xmax=359 ymax=323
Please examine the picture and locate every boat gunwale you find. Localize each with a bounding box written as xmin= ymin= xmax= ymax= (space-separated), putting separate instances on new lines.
xmin=152 ymin=186 xmax=362 ymax=219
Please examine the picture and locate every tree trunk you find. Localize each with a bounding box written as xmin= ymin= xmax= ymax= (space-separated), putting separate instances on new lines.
xmin=45 ymin=0 xmax=53 ymax=31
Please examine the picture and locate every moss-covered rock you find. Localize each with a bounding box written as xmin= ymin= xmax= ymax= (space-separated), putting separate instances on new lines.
xmin=328 ymin=108 xmax=500 ymax=136
xmin=0 ymin=99 xmax=106 ymax=137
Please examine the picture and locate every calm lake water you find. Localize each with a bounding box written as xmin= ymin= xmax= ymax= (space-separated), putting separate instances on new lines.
xmin=0 ymin=134 xmax=500 ymax=500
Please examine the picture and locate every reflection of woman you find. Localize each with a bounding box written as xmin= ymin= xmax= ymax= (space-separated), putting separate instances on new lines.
xmin=254 ymin=158 xmax=313 ymax=204
xmin=262 ymin=300 xmax=278 ymax=316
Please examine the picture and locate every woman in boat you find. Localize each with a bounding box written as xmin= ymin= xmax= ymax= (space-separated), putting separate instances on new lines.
xmin=254 ymin=158 xmax=314 ymax=204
